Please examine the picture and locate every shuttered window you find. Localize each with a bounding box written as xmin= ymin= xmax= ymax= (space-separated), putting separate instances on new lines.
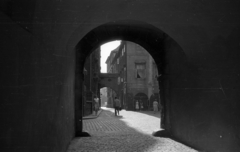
xmin=135 ymin=63 xmax=146 ymax=79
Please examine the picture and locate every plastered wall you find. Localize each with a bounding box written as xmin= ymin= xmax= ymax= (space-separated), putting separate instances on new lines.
xmin=0 ymin=12 xmax=75 ymax=152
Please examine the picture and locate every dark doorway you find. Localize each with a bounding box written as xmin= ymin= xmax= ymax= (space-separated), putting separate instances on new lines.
xmin=134 ymin=93 xmax=148 ymax=110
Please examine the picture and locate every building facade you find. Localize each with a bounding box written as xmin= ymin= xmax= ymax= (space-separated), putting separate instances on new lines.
xmin=106 ymin=41 xmax=160 ymax=110
xmin=83 ymin=47 xmax=101 ymax=116
xmin=105 ymin=49 xmax=118 ymax=107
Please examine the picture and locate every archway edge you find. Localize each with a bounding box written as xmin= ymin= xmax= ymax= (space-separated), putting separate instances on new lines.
xmin=74 ymin=19 xmax=169 ymax=66
xmin=99 ymin=73 xmax=118 ymax=94
xmin=74 ymin=19 xmax=185 ymax=136
xmin=99 ymin=86 xmax=117 ymax=95
xmin=133 ymin=92 xmax=148 ymax=98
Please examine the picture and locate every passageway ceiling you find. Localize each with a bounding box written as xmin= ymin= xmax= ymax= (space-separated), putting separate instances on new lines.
xmin=75 ymin=20 xmax=168 ymax=69
xmin=63 ymin=0 xmax=240 ymax=66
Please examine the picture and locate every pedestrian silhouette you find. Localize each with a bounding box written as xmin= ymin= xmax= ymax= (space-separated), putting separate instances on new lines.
xmin=114 ymin=97 xmax=121 ymax=116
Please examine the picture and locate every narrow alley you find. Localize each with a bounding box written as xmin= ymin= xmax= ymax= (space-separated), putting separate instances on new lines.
xmin=67 ymin=108 xmax=198 ymax=152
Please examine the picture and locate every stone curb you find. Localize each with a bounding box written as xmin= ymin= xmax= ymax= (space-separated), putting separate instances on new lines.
xmin=83 ymin=109 xmax=103 ymax=120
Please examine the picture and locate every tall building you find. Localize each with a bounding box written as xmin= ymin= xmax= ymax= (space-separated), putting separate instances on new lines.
xmin=105 ymin=49 xmax=118 ymax=107
xmin=83 ymin=47 xmax=101 ymax=116
xmin=106 ymin=41 xmax=160 ymax=110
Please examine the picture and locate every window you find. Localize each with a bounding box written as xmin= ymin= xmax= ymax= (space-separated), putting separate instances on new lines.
xmin=118 ymin=77 xmax=120 ymax=85
xmin=114 ymin=65 xmax=117 ymax=73
xmin=117 ymin=58 xmax=119 ymax=64
xmin=135 ymin=62 xmax=146 ymax=79
xmin=122 ymin=46 xmax=125 ymax=56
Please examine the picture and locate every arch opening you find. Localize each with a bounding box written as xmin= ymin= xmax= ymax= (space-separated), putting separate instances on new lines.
xmin=74 ymin=20 xmax=182 ymax=137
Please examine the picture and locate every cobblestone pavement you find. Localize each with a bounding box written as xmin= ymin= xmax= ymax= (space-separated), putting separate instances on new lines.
xmin=67 ymin=107 xmax=198 ymax=152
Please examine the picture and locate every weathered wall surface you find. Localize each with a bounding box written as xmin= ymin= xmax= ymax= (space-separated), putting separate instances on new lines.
xmin=68 ymin=1 xmax=240 ymax=151
xmin=163 ymin=34 xmax=240 ymax=151
xmin=1 ymin=0 xmax=240 ymax=151
xmin=0 ymin=10 xmax=75 ymax=152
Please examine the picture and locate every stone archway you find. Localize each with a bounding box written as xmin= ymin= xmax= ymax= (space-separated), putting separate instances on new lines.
xmin=99 ymin=73 xmax=118 ymax=92
xmin=74 ymin=20 xmax=183 ymax=137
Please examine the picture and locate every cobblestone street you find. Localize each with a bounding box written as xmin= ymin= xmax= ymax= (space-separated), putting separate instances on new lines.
xmin=67 ymin=107 xmax=198 ymax=152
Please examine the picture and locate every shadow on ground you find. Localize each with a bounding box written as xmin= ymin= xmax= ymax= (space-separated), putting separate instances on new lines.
xmin=67 ymin=108 xmax=198 ymax=152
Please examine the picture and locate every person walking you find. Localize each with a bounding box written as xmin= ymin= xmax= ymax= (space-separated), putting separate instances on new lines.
xmin=140 ymin=100 xmax=144 ymax=111
xmin=153 ymin=99 xmax=158 ymax=114
xmin=135 ymin=100 xmax=139 ymax=111
xmin=114 ymin=97 xmax=121 ymax=116
xmin=94 ymin=96 xmax=99 ymax=115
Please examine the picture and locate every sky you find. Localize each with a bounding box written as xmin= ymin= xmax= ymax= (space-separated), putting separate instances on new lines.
xmin=100 ymin=40 xmax=121 ymax=73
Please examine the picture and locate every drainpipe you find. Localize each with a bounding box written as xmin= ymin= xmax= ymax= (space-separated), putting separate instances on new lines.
xmin=125 ymin=42 xmax=128 ymax=110
xmin=148 ymin=54 xmax=153 ymax=109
